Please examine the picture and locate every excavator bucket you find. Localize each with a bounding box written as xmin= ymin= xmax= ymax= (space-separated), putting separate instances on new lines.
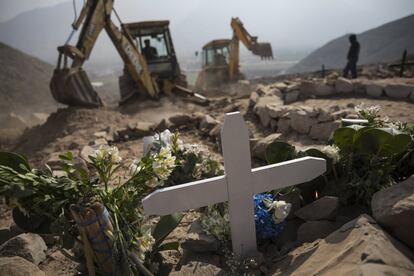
xmin=252 ymin=42 xmax=274 ymax=60
xmin=50 ymin=45 xmax=103 ymax=107
xmin=50 ymin=67 xmax=103 ymax=107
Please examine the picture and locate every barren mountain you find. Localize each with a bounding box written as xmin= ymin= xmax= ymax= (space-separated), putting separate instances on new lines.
xmin=287 ymin=14 xmax=414 ymax=74
xmin=0 ymin=42 xmax=58 ymax=117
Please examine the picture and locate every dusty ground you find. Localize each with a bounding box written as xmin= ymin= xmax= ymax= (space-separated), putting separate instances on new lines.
xmin=1 ymin=83 xmax=414 ymax=275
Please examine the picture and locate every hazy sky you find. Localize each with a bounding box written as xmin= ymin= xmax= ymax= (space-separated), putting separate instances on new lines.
xmin=1 ymin=0 xmax=413 ymax=54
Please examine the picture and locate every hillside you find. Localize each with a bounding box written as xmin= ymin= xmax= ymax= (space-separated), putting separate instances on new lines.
xmin=287 ymin=14 xmax=414 ymax=74
xmin=0 ymin=42 xmax=58 ymax=117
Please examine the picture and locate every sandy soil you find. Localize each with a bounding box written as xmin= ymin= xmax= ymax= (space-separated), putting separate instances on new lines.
xmin=1 ymin=87 xmax=414 ymax=275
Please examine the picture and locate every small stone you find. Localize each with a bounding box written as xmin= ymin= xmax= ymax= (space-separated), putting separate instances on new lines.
xmin=208 ymin=124 xmax=221 ymax=138
xmin=94 ymin=138 xmax=107 ymax=146
xmin=266 ymin=104 xmax=290 ymax=119
xmin=335 ymin=77 xmax=353 ymax=93
xmin=155 ymin=118 xmax=171 ymax=132
xmin=295 ymin=196 xmax=339 ymax=221
xmin=249 ymin=91 xmax=260 ymax=107
xmin=168 ymin=113 xmax=193 ymax=127
xmin=272 ymin=82 xmax=288 ymax=92
xmin=0 ymin=226 xmax=23 ymax=246
xmin=371 ymin=175 xmax=414 ymax=248
xmin=272 ymin=219 xmax=303 ymax=249
xmin=181 ymin=221 xmax=220 ymax=253
xmin=317 ymin=108 xmax=334 ymax=122
xmin=331 ymin=109 xmax=351 ymax=120
xmin=270 ymin=119 xmax=278 ymax=131
xmin=289 ymin=110 xmax=318 ymax=134
xmin=366 ymin=83 xmax=384 ymax=97
xmin=199 ymin=115 xmax=219 ymax=132
xmin=286 ymin=83 xmax=300 ymax=92
xmin=277 ymin=117 xmax=291 ymax=134
xmin=300 ymin=80 xmax=317 ymax=98
xmin=297 ymin=220 xmax=343 ymax=243
xmin=252 ymin=133 xmax=282 ymax=160
xmin=170 ymin=261 xmax=221 ymax=275
xmin=80 ymin=145 xmax=96 ymax=162
xmin=315 ymin=83 xmax=334 ymax=96
xmin=384 ymin=84 xmax=411 ymax=98
xmin=255 ymin=104 xmax=272 ymax=127
xmin=284 ymin=90 xmax=300 ymax=104
xmin=351 ymin=79 xmax=367 ymax=94
xmin=93 ymin=131 xmax=107 ymax=138
xmin=309 ymin=121 xmax=340 ymax=141
xmin=300 ymin=106 xmax=319 ymax=117
xmin=254 ymin=96 xmax=284 ymax=127
xmin=0 ymin=233 xmax=47 ymax=265
xmin=0 ymin=256 xmax=45 ymax=276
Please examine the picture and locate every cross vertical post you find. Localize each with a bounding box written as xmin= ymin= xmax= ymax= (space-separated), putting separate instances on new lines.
xmin=221 ymin=112 xmax=258 ymax=257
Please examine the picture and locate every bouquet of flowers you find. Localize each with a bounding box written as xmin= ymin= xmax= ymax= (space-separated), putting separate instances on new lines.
xmin=201 ymin=193 xmax=291 ymax=242
xmin=0 ymin=130 xmax=223 ymax=275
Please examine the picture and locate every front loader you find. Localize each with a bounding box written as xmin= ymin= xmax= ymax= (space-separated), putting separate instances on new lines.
xmin=50 ymin=0 xmax=207 ymax=107
xmin=195 ymin=17 xmax=273 ymax=91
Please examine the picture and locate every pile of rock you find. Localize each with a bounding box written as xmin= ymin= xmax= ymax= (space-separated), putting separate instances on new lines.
xmin=250 ymin=86 xmax=350 ymax=140
xmin=264 ymin=77 xmax=414 ymax=104
xmin=0 ymin=229 xmax=48 ymax=275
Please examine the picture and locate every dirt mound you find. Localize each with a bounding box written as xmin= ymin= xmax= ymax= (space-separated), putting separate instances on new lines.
xmin=0 ymin=42 xmax=59 ymax=118
xmin=13 ymin=107 xmax=131 ymax=163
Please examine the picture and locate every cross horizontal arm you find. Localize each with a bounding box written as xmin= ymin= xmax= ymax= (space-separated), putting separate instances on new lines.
xmin=142 ymin=175 xmax=227 ymax=216
xmin=251 ymin=157 xmax=326 ymax=194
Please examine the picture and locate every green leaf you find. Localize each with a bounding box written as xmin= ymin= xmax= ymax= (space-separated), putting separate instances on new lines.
xmin=152 ymin=213 xmax=183 ymax=245
xmin=59 ymin=151 xmax=73 ymax=161
xmin=305 ymin=148 xmax=332 ymax=173
xmin=157 ymin=241 xmax=179 ymax=252
xmin=265 ymin=141 xmax=296 ymax=164
xmin=356 ymin=128 xmax=412 ymax=157
xmin=0 ymin=152 xmax=30 ymax=173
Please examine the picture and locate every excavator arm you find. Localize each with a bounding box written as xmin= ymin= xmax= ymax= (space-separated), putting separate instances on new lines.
xmin=228 ymin=17 xmax=273 ymax=80
xmin=50 ymin=0 xmax=158 ymax=107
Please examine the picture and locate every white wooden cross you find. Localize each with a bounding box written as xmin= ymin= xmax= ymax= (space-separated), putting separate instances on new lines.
xmin=142 ymin=112 xmax=326 ymax=258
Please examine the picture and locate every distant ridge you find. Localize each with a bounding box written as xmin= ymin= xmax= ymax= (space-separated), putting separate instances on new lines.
xmin=287 ymin=14 xmax=414 ymax=74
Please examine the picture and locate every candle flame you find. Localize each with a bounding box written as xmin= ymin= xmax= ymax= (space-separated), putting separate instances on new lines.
xmin=315 ymin=190 xmax=319 ymax=199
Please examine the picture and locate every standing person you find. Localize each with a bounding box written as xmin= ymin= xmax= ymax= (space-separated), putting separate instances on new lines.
xmin=343 ymin=34 xmax=360 ymax=79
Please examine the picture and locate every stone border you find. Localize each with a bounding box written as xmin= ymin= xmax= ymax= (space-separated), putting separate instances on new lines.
xmin=279 ymin=77 xmax=414 ymax=104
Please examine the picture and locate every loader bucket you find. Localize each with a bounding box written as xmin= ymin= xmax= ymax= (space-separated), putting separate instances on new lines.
xmin=50 ymin=67 xmax=103 ymax=107
xmin=252 ymin=43 xmax=274 ymax=60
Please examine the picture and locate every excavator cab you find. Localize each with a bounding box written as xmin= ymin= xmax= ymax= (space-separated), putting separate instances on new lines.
xmin=195 ymin=17 xmax=273 ymax=91
xmin=196 ymin=39 xmax=233 ymax=89
xmin=123 ymin=21 xmax=187 ymax=89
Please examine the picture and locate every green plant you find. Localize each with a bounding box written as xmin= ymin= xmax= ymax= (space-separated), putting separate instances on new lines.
xmin=0 ymin=131 xmax=222 ymax=275
xmin=264 ymin=119 xmax=413 ymax=207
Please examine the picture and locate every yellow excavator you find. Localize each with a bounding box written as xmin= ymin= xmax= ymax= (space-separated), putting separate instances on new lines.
xmin=50 ymin=0 xmax=207 ymax=107
xmin=195 ymin=17 xmax=273 ymax=90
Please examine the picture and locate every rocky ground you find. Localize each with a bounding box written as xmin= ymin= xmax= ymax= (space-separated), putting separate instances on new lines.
xmin=1 ymin=73 xmax=414 ymax=275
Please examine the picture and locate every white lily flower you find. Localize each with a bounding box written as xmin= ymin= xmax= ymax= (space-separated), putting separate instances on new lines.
xmin=143 ymin=129 xmax=173 ymax=154
xmin=92 ymin=145 xmax=122 ymax=164
xmin=263 ymin=199 xmax=292 ymax=224
xmin=129 ymin=159 xmax=141 ymax=176
xmin=136 ymin=228 xmax=155 ymax=261
xmin=321 ymin=145 xmax=340 ymax=164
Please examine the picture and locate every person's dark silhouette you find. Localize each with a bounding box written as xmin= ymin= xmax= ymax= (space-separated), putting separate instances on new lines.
xmin=343 ymin=34 xmax=360 ymax=79
xmin=142 ymin=39 xmax=158 ymax=61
